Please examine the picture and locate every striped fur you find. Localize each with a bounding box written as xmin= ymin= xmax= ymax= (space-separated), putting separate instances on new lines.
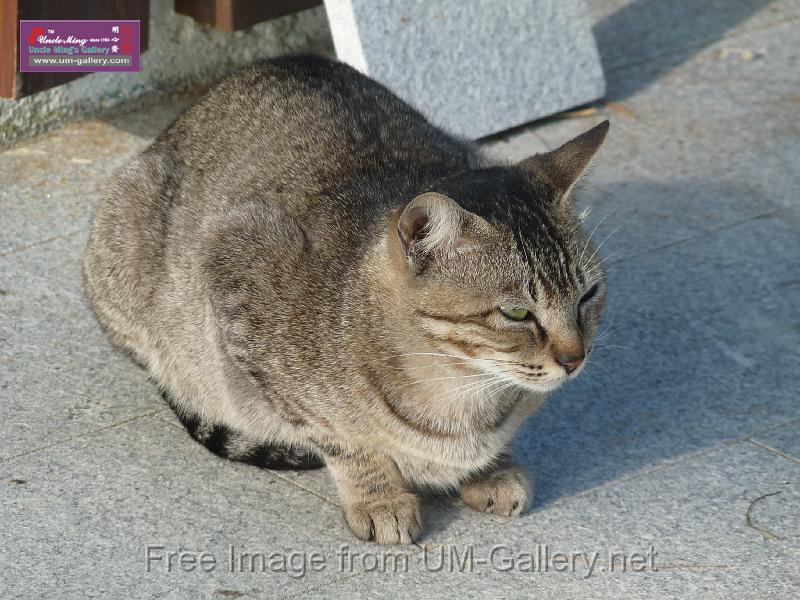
xmin=84 ymin=56 xmax=609 ymax=544
xmin=161 ymin=392 xmax=323 ymax=470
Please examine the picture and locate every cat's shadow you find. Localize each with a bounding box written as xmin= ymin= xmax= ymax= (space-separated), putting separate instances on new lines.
xmin=516 ymin=177 xmax=791 ymax=509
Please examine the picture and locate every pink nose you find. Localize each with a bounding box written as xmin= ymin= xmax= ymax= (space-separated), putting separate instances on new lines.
xmin=555 ymin=352 xmax=585 ymax=374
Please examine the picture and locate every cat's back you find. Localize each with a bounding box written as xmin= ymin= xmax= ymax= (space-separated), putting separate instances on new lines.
xmin=85 ymin=55 xmax=476 ymax=346
xmin=159 ymin=55 xmax=473 ymax=205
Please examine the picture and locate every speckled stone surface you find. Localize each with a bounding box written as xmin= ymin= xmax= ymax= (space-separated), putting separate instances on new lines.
xmin=2 ymin=1 xmax=799 ymax=597
xmin=323 ymin=0 xmax=606 ymax=138
xmin=301 ymin=443 xmax=800 ymax=599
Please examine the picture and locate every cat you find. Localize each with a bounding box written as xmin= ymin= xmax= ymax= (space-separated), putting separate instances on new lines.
xmin=84 ymin=55 xmax=608 ymax=545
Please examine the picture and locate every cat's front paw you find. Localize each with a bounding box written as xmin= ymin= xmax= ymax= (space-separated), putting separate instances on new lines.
xmin=459 ymin=466 xmax=533 ymax=517
xmin=343 ymin=491 xmax=422 ymax=544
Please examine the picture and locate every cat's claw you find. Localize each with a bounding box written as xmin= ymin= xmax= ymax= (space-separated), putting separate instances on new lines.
xmin=344 ymin=492 xmax=422 ymax=545
xmin=459 ymin=466 xmax=534 ymax=517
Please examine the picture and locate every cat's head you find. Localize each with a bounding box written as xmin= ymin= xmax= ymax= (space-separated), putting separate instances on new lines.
xmin=391 ymin=121 xmax=609 ymax=392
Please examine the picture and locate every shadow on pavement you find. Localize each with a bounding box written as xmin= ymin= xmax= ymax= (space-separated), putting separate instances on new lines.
xmin=594 ymin=0 xmax=776 ymax=99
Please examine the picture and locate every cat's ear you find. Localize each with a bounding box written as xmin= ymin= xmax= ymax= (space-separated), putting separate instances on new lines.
xmin=396 ymin=192 xmax=469 ymax=264
xmin=519 ymin=120 xmax=609 ymax=199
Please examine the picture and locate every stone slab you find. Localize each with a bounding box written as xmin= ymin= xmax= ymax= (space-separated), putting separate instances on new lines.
xmin=296 ymin=442 xmax=800 ymax=598
xmin=0 ymin=231 xmax=162 ymax=461
xmin=0 ymin=104 xmax=186 ymax=255
xmin=323 ymin=0 xmax=606 ymax=138
xmin=0 ymin=416 xmax=380 ymax=598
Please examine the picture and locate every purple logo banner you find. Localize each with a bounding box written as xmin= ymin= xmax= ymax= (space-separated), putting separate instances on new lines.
xmin=20 ymin=20 xmax=141 ymax=73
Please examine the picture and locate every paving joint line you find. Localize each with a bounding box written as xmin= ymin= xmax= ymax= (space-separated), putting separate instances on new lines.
xmin=606 ymin=208 xmax=785 ymax=266
xmin=0 ymin=410 xmax=161 ymax=463
xmin=0 ymin=228 xmax=86 ymax=258
xmin=154 ymin=413 xmax=185 ymax=432
xmin=151 ymin=412 xmax=341 ymax=506
xmin=746 ymin=438 xmax=800 ymax=465
xmin=265 ymin=469 xmax=341 ymax=509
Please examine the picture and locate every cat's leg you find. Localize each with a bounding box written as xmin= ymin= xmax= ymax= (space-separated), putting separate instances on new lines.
xmin=458 ymin=455 xmax=534 ymax=517
xmin=322 ymin=446 xmax=422 ymax=544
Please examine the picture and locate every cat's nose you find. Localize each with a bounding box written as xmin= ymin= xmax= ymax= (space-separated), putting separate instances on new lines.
xmin=555 ymin=352 xmax=585 ymax=374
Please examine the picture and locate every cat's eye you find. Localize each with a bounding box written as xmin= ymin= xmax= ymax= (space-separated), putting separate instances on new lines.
xmin=500 ymin=307 xmax=530 ymax=321
xmin=580 ymin=284 xmax=600 ymax=304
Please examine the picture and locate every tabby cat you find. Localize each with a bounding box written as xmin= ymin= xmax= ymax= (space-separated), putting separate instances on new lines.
xmin=84 ymin=55 xmax=608 ymax=544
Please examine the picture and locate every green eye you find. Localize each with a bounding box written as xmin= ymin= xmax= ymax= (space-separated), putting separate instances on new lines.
xmin=500 ymin=307 xmax=530 ymax=321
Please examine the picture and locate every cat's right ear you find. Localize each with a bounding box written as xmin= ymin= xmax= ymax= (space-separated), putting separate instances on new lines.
xmin=519 ymin=120 xmax=609 ymax=200
xmin=396 ymin=192 xmax=466 ymax=268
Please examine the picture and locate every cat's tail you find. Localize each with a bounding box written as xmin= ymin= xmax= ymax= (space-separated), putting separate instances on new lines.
xmin=161 ymin=391 xmax=324 ymax=470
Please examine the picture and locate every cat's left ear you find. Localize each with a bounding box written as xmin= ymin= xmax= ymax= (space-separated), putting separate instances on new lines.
xmin=397 ymin=192 xmax=466 ymax=259
xmin=395 ymin=192 xmax=488 ymax=271
xmin=519 ymin=120 xmax=609 ymax=200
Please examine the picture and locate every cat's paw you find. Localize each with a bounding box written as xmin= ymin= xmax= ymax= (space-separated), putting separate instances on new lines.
xmin=459 ymin=466 xmax=533 ymax=517
xmin=344 ymin=492 xmax=422 ymax=544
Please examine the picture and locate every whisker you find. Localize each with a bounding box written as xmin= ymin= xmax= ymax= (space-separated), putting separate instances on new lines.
xmin=436 ymin=373 xmax=499 ymax=395
xmin=463 ymin=377 xmax=515 ymax=403
xmin=397 ymin=371 xmax=510 ymax=389
xmin=595 ymin=329 xmax=619 ymax=342
xmin=447 ymin=372 xmax=516 ymax=401
xmin=583 ymin=223 xmax=624 ymax=269
xmin=511 ymin=387 xmax=525 ymax=405
xmin=376 ymin=352 xmax=477 ymax=362
xmin=483 ymin=380 xmax=518 ymax=403
xmin=579 ymin=208 xmax=616 ymax=266
xmin=595 ymin=329 xmax=621 ymax=341
xmin=593 ymin=248 xmax=622 ymax=268
xmin=376 ymin=352 xmax=523 ymax=369
xmin=585 ymin=360 xmax=612 ymax=375
xmin=376 ymin=352 xmax=511 ymax=365
xmin=594 ymin=309 xmax=620 ymax=342
xmin=388 ymin=361 xmax=487 ymax=372
xmin=431 ymin=376 xmax=502 ymax=404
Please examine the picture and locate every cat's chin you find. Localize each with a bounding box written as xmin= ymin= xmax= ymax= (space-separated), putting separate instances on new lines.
xmin=516 ymin=378 xmax=566 ymax=394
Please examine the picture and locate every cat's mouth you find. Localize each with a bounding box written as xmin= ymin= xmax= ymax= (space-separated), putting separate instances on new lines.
xmin=498 ymin=345 xmax=592 ymax=391
xmin=499 ymin=361 xmax=584 ymax=393
xmin=486 ymin=364 xmax=568 ymax=393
